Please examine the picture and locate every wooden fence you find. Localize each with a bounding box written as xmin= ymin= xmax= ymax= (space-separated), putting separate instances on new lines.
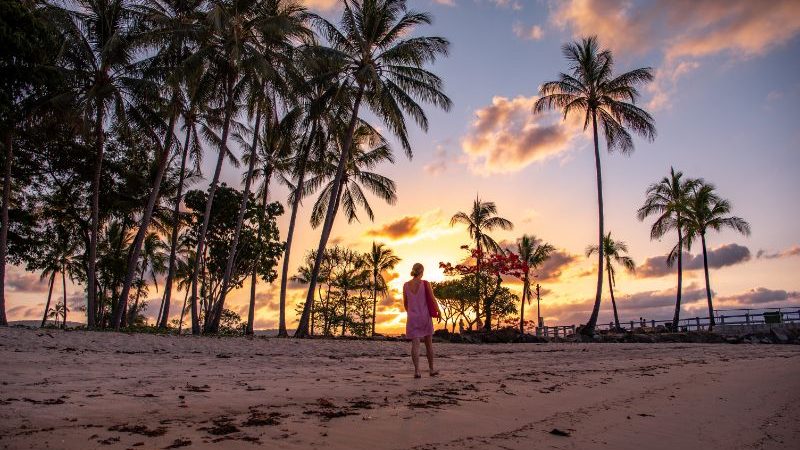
xmin=535 ymin=307 xmax=800 ymax=337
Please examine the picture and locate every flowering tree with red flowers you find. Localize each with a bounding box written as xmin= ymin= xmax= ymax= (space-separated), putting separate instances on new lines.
xmin=440 ymin=247 xmax=528 ymax=330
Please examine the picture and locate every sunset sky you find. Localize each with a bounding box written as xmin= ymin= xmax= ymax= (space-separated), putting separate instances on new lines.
xmin=6 ymin=0 xmax=800 ymax=333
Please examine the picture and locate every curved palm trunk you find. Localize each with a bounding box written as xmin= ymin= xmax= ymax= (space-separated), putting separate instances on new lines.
xmin=115 ymin=105 xmax=179 ymax=330
xmin=208 ymin=109 xmax=263 ymax=333
xmin=607 ymin=263 xmax=620 ymax=330
xmin=87 ymin=105 xmax=104 ymax=328
xmin=341 ymin=291 xmax=348 ymax=337
xmin=247 ymin=162 xmax=271 ymax=335
xmin=189 ymin=86 xmax=235 ymax=335
xmin=61 ymin=269 xmax=67 ymax=329
xmin=41 ymin=272 xmax=56 ymax=328
xmin=475 ymin=235 xmax=484 ymax=329
xmin=177 ymin=287 xmax=190 ymax=333
xmin=583 ymin=110 xmax=605 ymax=336
xmin=672 ymin=221 xmax=683 ymax=330
xmin=295 ymin=87 xmax=364 ymax=338
xmin=0 ymin=133 xmax=12 ymax=326
xmin=701 ymin=232 xmax=715 ymax=328
xmin=277 ymin=135 xmax=312 ymax=337
xmin=519 ymin=277 xmax=528 ymax=334
xmin=159 ymin=129 xmax=192 ymax=329
xmin=371 ymin=269 xmax=378 ymax=336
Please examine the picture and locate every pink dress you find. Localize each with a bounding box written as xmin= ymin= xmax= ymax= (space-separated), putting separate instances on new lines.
xmin=405 ymin=281 xmax=434 ymax=339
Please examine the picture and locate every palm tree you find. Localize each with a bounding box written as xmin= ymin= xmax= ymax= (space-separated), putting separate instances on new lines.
xmin=47 ymin=0 xmax=145 ymax=328
xmin=305 ymin=125 xmax=398 ymax=229
xmin=586 ymin=232 xmax=635 ymax=331
xmin=516 ymin=235 xmax=554 ymax=333
xmin=534 ymin=36 xmax=656 ymax=335
xmin=114 ymin=0 xmax=204 ymax=330
xmin=450 ymin=197 xmax=513 ymax=329
xmin=637 ymin=167 xmax=698 ymax=330
xmin=683 ymin=182 xmax=750 ymax=327
xmin=274 ymin=84 xmax=337 ymax=337
xmin=128 ymin=232 xmax=168 ymax=325
xmin=184 ymin=0 xmax=277 ymax=334
xmin=295 ymin=0 xmax=452 ymax=337
xmin=366 ymin=242 xmax=400 ymax=336
xmin=206 ymin=0 xmax=311 ymax=334
xmin=158 ymin=67 xmax=209 ymax=329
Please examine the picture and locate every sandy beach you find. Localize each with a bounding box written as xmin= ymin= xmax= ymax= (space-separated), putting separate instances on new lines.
xmin=1 ymin=327 xmax=798 ymax=450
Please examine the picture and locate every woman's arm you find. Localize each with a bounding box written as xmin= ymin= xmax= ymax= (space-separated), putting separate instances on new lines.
xmin=402 ymin=283 xmax=408 ymax=311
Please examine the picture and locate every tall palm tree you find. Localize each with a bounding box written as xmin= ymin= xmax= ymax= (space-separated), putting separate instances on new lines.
xmin=207 ymin=0 xmax=311 ymax=334
xmin=534 ymin=36 xmax=656 ymax=335
xmin=158 ymin=67 xmax=209 ymax=329
xmin=115 ymin=0 xmax=204 ymax=330
xmin=295 ymin=0 xmax=452 ymax=337
xmin=48 ymin=0 xmax=145 ymax=328
xmin=366 ymin=242 xmax=400 ymax=336
xmin=638 ymin=167 xmax=698 ymax=330
xmin=184 ymin=0 xmax=276 ymax=334
xmin=586 ymin=232 xmax=635 ymax=331
xmin=516 ymin=235 xmax=554 ymax=334
xmin=450 ymin=197 xmax=513 ymax=329
xmin=683 ymin=182 xmax=750 ymax=327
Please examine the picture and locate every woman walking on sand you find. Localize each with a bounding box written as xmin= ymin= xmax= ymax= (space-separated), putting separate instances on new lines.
xmin=403 ymin=263 xmax=441 ymax=378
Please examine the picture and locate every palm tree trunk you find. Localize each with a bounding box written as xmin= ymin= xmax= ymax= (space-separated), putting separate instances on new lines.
xmin=519 ymin=278 xmax=527 ymax=333
xmin=189 ymin=83 xmax=236 ymax=335
xmin=607 ymin=263 xmax=620 ymax=330
xmin=672 ymin=221 xmax=683 ymax=330
xmin=477 ymin=239 xmax=484 ymax=330
xmin=0 ymin=133 xmax=12 ymax=326
xmin=371 ymin=268 xmax=379 ymax=336
xmin=177 ymin=287 xmax=190 ymax=333
xmin=701 ymin=232 xmax=715 ymax=328
xmin=247 ymin=162 xmax=271 ymax=335
xmin=41 ymin=272 xmax=56 ymax=328
xmin=583 ymin=110 xmax=605 ymax=336
xmin=115 ymin=103 xmax=178 ymax=329
xmin=208 ymin=109 xmax=263 ymax=333
xmin=277 ymin=134 xmax=313 ymax=337
xmin=61 ymin=269 xmax=67 ymax=329
xmin=86 ymin=105 xmax=104 ymax=329
xmin=341 ymin=292 xmax=348 ymax=337
xmin=295 ymin=87 xmax=364 ymax=337
xmin=159 ymin=129 xmax=192 ymax=329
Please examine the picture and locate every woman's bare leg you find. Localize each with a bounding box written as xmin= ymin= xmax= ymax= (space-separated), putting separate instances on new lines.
xmin=411 ymin=338 xmax=421 ymax=377
xmin=424 ymin=335 xmax=437 ymax=375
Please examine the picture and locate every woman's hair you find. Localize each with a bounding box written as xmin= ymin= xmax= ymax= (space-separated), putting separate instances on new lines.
xmin=410 ymin=263 xmax=424 ymax=277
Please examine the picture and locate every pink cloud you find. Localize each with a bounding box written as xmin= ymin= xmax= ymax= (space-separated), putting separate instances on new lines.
xmin=461 ymin=95 xmax=583 ymax=174
xmin=551 ymin=0 xmax=800 ymax=110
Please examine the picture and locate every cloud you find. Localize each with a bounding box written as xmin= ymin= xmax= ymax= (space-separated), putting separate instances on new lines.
xmin=423 ymin=145 xmax=449 ymax=176
xmin=433 ymin=0 xmax=456 ymax=6
xmin=366 ymin=216 xmax=421 ymax=239
xmin=7 ymin=304 xmax=43 ymax=320
xmin=757 ymin=245 xmax=800 ymax=260
xmin=551 ymin=0 xmax=800 ymax=110
xmin=637 ymin=243 xmax=751 ymax=278
xmin=461 ymin=95 xmax=583 ymax=174
xmin=513 ymin=23 xmax=544 ymax=41
xmin=536 ymin=249 xmax=580 ymax=282
xmin=6 ymin=270 xmax=49 ymax=293
xmin=717 ymin=287 xmax=800 ymax=306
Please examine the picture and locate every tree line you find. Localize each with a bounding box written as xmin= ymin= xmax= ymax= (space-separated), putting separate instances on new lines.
xmin=0 ymin=0 xmax=451 ymax=335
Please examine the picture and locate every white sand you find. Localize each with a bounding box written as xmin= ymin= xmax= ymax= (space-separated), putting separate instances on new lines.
xmin=1 ymin=327 xmax=798 ymax=449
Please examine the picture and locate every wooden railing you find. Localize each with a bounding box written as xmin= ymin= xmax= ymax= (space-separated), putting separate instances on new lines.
xmin=534 ymin=307 xmax=800 ymax=336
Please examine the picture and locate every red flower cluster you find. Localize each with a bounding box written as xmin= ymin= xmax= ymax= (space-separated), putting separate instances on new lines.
xmin=439 ymin=248 xmax=528 ymax=278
